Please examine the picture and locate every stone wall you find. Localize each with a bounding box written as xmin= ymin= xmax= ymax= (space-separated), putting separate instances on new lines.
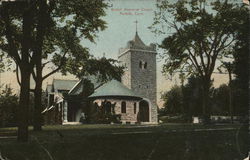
xmin=119 ymin=52 xmax=132 ymax=89
xmin=118 ymin=49 xmax=158 ymax=123
xmin=130 ymin=50 xmax=157 ymax=104
xmin=94 ymin=99 xmax=140 ymax=122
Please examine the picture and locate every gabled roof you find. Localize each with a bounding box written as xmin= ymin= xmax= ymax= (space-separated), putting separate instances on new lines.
xmin=88 ymin=79 xmax=142 ymax=99
xmin=52 ymin=79 xmax=78 ymax=92
xmin=68 ymin=76 xmax=103 ymax=95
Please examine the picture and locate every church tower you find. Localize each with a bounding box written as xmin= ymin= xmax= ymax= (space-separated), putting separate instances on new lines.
xmin=118 ymin=30 xmax=157 ymax=123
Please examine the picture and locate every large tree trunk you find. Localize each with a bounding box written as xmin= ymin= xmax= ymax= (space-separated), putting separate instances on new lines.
xmin=201 ymin=77 xmax=211 ymax=124
xmin=33 ymin=54 xmax=43 ymax=131
xmin=17 ymin=4 xmax=32 ymax=142
xmin=33 ymin=0 xmax=47 ymax=131
xmin=17 ymin=67 xmax=30 ymax=142
xmin=33 ymin=78 xmax=43 ymax=131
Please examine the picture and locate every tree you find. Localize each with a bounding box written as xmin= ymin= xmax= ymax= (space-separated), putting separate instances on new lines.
xmin=231 ymin=5 xmax=249 ymax=118
xmin=182 ymin=76 xmax=204 ymax=118
xmin=0 ymin=1 xmax=36 ymax=141
xmin=29 ymin=0 xmax=109 ymax=132
xmin=161 ymin=85 xmax=183 ymax=114
xmin=151 ymin=0 xmax=244 ymax=123
xmin=14 ymin=0 xmax=121 ymax=132
xmin=0 ymin=0 xmax=109 ymax=141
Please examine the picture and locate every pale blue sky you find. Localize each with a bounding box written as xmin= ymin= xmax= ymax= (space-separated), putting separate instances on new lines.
xmin=82 ymin=0 xmax=161 ymax=59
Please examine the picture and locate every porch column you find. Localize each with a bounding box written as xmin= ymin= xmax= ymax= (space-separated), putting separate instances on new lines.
xmin=63 ymin=100 xmax=68 ymax=123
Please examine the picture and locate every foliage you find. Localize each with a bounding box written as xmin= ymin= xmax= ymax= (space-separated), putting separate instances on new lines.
xmin=161 ymin=76 xmax=215 ymax=121
xmin=62 ymin=57 xmax=124 ymax=82
xmin=231 ymin=5 xmax=249 ymax=117
xmin=29 ymin=91 xmax=48 ymax=123
xmin=211 ymin=84 xmax=230 ymax=115
xmin=161 ymin=85 xmax=183 ymax=114
xmin=182 ymin=76 xmax=205 ymax=117
xmin=86 ymin=101 xmax=121 ymax=124
xmin=151 ymin=0 xmax=246 ymax=121
xmin=152 ymin=0 xmax=241 ymax=76
xmin=0 ymin=85 xmax=18 ymax=127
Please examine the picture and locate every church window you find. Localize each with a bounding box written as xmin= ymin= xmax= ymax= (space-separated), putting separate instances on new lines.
xmin=139 ymin=61 xmax=147 ymax=69
xmin=124 ymin=63 xmax=128 ymax=71
xmin=144 ymin=62 xmax=147 ymax=69
xmin=121 ymin=101 xmax=126 ymax=113
xmin=134 ymin=103 xmax=137 ymax=114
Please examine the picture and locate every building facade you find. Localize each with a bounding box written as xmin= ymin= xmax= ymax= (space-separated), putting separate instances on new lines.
xmin=118 ymin=31 xmax=158 ymax=123
xmin=44 ymin=31 xmax=158 ymax=124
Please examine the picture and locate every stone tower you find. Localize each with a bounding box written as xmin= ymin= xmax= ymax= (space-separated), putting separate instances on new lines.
xmin=118 ymin=31 xmax=157 ymax=123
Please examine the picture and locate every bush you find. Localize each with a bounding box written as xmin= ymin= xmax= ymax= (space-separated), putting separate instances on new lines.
xmin=86 ymin=102 xmax=121 ymax=124
xmin=0 ymin=86 xmax=18 ymax=127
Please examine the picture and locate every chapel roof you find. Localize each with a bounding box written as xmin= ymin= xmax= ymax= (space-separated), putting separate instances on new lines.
xmin=52 ymin=79 xmax=78 ymax=92
xmin=88 ymin=79 xmax=142 ymax=99
xmin=68 ymin=76 xmax=104 ymax=95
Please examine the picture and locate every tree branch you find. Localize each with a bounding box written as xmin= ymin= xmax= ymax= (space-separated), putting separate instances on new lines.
xmin=15 ymin=64 xmax=21 ymax=86
xmin=1 ymin=8 xmax=21 ymax=65
xmin=32 ymin=67 xmax=37 ymax=82
xmin=173 ymin=22 xmax=204 ymax=76
xmin=42 ymin=50 xmax=68 ymax=80
xmin=197 ymin=43 xmax=207 ymax=75
xmin=42 ymin=61 xmax=52 ymax=69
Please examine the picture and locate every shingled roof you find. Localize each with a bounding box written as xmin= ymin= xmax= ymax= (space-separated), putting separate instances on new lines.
xmin=88 ymin=79 xmax=142 ymax=99
xmin=68 ymin=76 xmax=103 ymax=95
xmin=52 ymin=79 xmax=78 ymax=92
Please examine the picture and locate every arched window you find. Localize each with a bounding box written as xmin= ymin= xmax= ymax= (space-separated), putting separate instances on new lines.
xmin=144 ymin=62 xmax=147 ymax=69
xmin=121 ymin=101 xmax=126 ymax=113
xmin=139 ymin=61 xmax=143 ymax=69
xmin=134 ymin=103 xmax=137 ymax=114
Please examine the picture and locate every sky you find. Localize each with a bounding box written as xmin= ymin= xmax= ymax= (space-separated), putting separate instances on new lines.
xmin=0 ymin=0 xmax=230 ymax=106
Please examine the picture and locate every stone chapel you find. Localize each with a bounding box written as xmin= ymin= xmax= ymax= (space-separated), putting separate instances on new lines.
xmin=44 ymin=31 xmax=158 ymax=124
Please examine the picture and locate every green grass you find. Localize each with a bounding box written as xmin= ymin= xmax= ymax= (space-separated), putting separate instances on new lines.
xmin=0 ymin=124 xmax=248 ymax=160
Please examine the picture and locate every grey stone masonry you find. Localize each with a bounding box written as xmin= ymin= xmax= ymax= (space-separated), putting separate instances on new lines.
xmin=118 ymin=32 xmax=158 ymax=123
xmin=93 ymin=99 xmax=140 ymax=123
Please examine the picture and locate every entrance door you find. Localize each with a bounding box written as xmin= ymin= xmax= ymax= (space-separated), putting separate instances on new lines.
xmin=138 ymin=100 xmax=149 ymax=122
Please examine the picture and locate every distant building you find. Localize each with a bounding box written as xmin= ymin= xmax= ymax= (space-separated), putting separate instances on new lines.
xmin=44 ymin=31 xmax=158 ymax=124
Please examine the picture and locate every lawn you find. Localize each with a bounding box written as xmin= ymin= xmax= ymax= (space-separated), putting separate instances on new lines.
xmin=0 ymin=124 xmax=248 ymax=160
